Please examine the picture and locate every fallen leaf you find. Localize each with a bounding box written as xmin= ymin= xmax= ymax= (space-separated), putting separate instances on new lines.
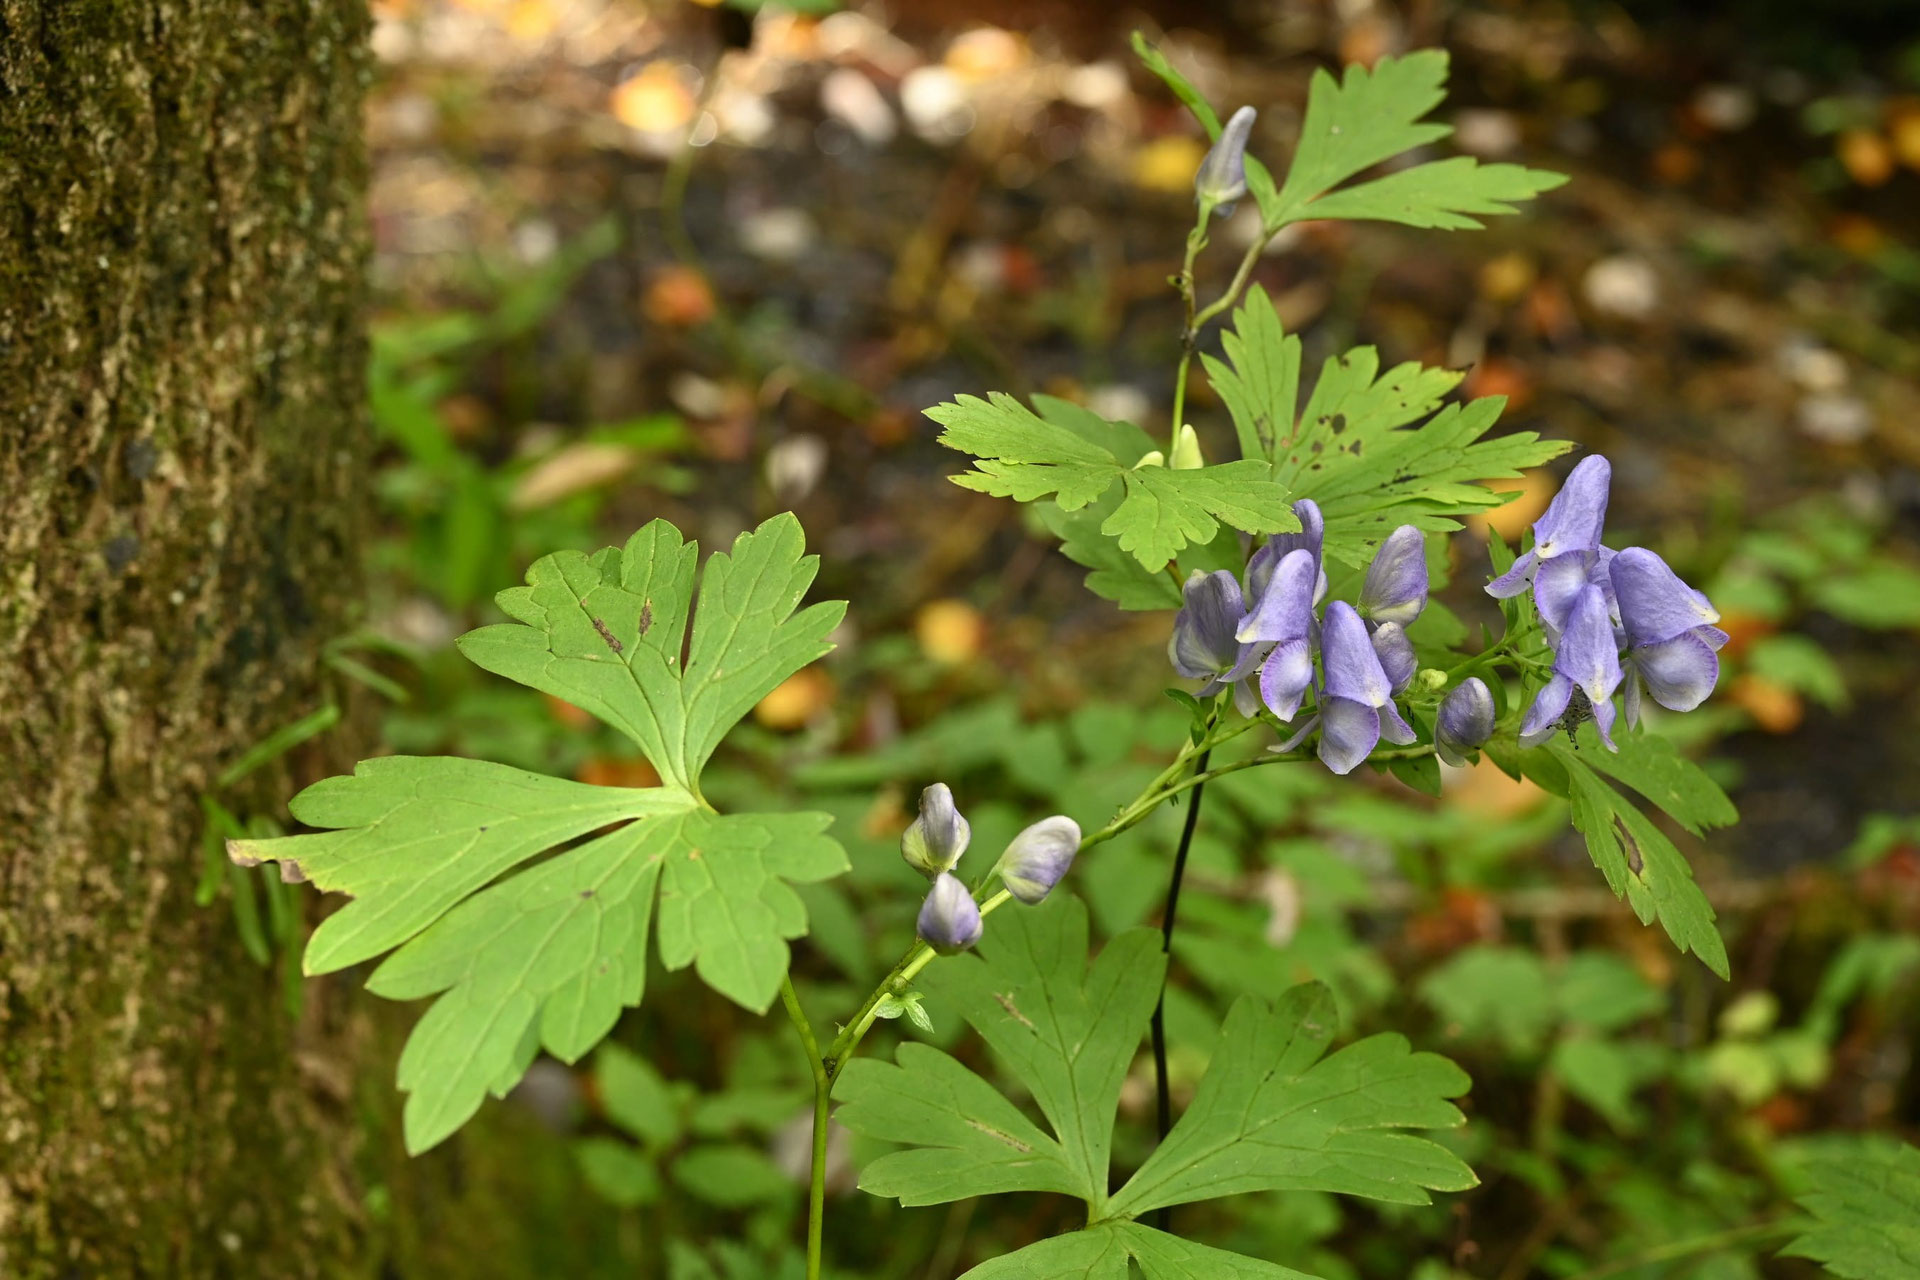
xmin=915 ymin=599 xmax=985 ymax=665
xmin=510 ymin=443 xmax=636 ymax=511
xmin=1729 ymin=673 xmax=1802 ymax=734
xmin=755 ymin=667 xmax=834 ymax=730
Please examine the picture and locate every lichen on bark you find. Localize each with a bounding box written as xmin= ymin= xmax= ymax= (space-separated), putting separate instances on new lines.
xmin=0 ymin=1 xmax=373 ymax=1273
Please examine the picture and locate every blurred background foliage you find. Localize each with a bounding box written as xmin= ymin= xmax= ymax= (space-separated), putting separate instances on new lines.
xmin=228 ymin=0 xmax=1920 ymax=1274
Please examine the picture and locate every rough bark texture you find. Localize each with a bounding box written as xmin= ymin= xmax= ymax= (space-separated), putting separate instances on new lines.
xmin=0 ymin=1 xmax=372 ymax=1273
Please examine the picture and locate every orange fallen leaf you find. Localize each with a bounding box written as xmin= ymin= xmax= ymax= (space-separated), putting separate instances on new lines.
xmin=1444 ymin=754 xmax=1547 ymax=818
xmin=1463 ymin=358 xmax=1533 ymax=412
xmin=611 ymin=62 xmax=696 ymax=135
xmin=1838 ymin=129 xmax=1895 ymax=187
xmin=576 ymin=758 xmax=662 ymax=789
xmin=916 ymin=599 xmax=985 ymax=665
xmin=544 ymin=694 xmax=595 ymax=730
xmin=1730 ymin=673 xmax=1802 ymax=734
xmin=1466 ymin=468 xmax=1555 ymax=540
xmin=755 ymin=667 xmax=834 ymax=730
xmin=644 ymin=265 xmax=716 ymax=329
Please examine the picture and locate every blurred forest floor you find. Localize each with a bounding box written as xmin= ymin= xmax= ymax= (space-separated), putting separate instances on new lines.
xmin=363 ymin=0 xmax=1920 ymax=867
xmin=346 ymin=9 xmax=1920 ymax=1271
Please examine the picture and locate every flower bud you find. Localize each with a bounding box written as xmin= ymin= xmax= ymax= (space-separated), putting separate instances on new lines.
xmin=996 ymin=816 xmax=1081 ymax=905
xmin=1436 ymin=677 xmax=1496 ymax=766
xmin=1359 ymin=525 xmax=1428 ymax=628
xmin=1370 ymin=621 xmax=1417 ymax=694
xmin=916 ymin=872 xmax=983 ymax=955
xmin=1170 ymin=424 xmax=1205 ymax=471
xmin=901 ymin=782 xmax=970 ymax=878
xmin=1415 ymin=667 xmax=1449 ymax=694
xmin=1195 ymin=106 xmax=1256 ymax=208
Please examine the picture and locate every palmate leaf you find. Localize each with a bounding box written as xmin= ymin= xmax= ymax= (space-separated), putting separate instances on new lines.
xmin=230 ymin=514 xmax=851 ymax=1152
xmin=931 ymin=392 xmax=1299 ymax=570
xmin=1783 ymin=1140 xmax=1920 ymax=1277
xmin=1268 ymin=50 xmax=1566 ymax=230
xmin=963 ymin=1220 xmax=1316 ymax=1280
xmin=836 ymin=897 xmax=1474 ymax=1276
xmin=1543 ymin=730 xmax=1731 ymax=979
xmin=1211 ymin=316 xmax=1572 ymax=566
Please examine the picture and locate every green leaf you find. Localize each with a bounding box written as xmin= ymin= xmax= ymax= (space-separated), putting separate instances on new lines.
xmin=1038 ymin=499 xmax=1183 ymax=612
xmin=934 ymin=392 xmax=1298 ymax=569
xmin=596 ymin=1043 xmax=684 ymax=1147
xmin=1747 ymin=633 xmax=1850 ymax=709
xmin=671 ymin=1144 xmax=795 ymax=1208
xmin=1302 ymin=156 xmax=1568 ymax=229
xmin=1783 ymin=1141 xmax=1920 ymax=1277
xmin=1418 ymin=946 xmax=1554 ymax=1054
xmin=837 ymin=896 xmax=1164 ymax=1207
xmin=456 ymin=513 xmax=844 ymax=793
xmin=230 ymin=517 xmax=852 ymax=1153
xmin=1272 ymin=350 xmax=1570 ymax=567
xmin=1268 ymin=51 xmax=1564 ymax=230
xmin=1549 ymin=1037 xmax=1664 ymax=1133
xmin=576 ymin=1137 xmax=662 ymax=1207
xmin=1810 ymin=560 xmax=1920 ymax=628
xmin=964 ymin=1220 xmax=1318 ymax=1279
xmin=1554 ymin=743 xmax=1730 ymax=979
xmin=1200 ymin=286 xmax=1303 ymax=472
xmin=1577 ymin=728 xmax=1738 ymax=835
xmin=1108 ymin=983 xmax=1476 ymax=1218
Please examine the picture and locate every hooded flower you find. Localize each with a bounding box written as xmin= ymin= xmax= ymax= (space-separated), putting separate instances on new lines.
xmin=1436 ymin=677 xmax=1496 ymax=766
xmin=1195 ymin=105 xmax=1256 ymax=208
xmin=900 ymin=782 xmax=970 ymax=878
xmin=1237 ymin=547 xmax=1319 ymax=720
xmin=1168 ymin=569 xmax=1262 ymax=696
xmin=1247 ymin=498 xmax=1327 ymax=607
xmin=1487 ymin=455 xmax=1612 ymax=599
xmin=1359 ymin=526 xmax=1429 ymax=628
xmin=1370 ymin=621 xmax=1417 ymax=694
xmin=916 ymin=873 xmax=983 ymax=955
xmin=1316 ymin=601 xmax=1418 ymax=774
xmin=1610 ymin=547 xmax=1727 ymax=726
xmin=996 ymin=816 xmax=1081 ymax=905
xmin=1519 ymin=584 xmax=1624 ymax=749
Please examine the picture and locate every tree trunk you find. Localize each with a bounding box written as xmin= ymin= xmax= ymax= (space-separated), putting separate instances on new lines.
xmin=0 ymin=2 xmax=372 ymax=1274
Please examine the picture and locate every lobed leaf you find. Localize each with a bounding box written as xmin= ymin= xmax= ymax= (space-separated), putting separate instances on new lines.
xmin=231 ymin=516 xmax=851 ymax=1152
xmin=1783 ymin=1141 xmax=1920 ymax=1277
xmin=1107 ymin=984 xmax=1476 ymax=1218
xmin=963 ymin=1220 xmax=1318 ymax=1279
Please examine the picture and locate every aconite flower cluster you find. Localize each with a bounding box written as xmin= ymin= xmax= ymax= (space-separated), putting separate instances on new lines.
xmin=1170 ymin=455 xmax=1723 ymax=773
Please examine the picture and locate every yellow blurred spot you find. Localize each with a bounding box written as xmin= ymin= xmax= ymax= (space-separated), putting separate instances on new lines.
xmin=611 ymin=63 xmax=697 ymax=135
xmin=1467 ymin=468 xmax=1555 ymax=540
xmin=1838 ymin=129 xmax=1895 ymax=187
xmin=505 ymin=0 xmax=556 ymax=41
xmin=1829 ymin=213 xmax=1885 ymax=257
xmin=944 ymin=27 xmax=1029 ymax=80
xmin=1132 ymin=135 xmax=1207 ymax=195
xmin=915 ymin=599 xmax=985 ymax=665
xmin=1730 ymin=674 xmax=1802 ymax=734
xmin=1478 ymin=252 xmax=1536 ymax=305
xmin=510 ymin=443 xmax=636 ymax=512
xmin=755 ymin=667 xmax=833 ymax=730
xmin=1444 ymin=755 xmax=1546 ymax=818
xmin=1889 ymin=108 xmax=1920 ymax=171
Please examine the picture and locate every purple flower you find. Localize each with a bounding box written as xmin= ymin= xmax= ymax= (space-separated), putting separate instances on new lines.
xmin=1370 ymin=621 xmax=1417 ymax=694
xmin=1611 ymin=547 xmax=1727 ymax=726
xmin=1238 ymin=548 xmax=1318 ymax=720
xmin=1436 ymin=677 xmax=1496 ymax=766
xmin=1534 ymin=547 xmax=1618 ymax=644
xmin=1195 ymin=105 xmax=1256 ymax=207
xmin=1519 ymin=585 xmax=1624 ymax=750
xmin=1360 ymin=526 xmax=1428 ymax=628
xmin=1487 ymin=456 xmax=1612 ymax=599
xmin=1247 ymin=499 xmax=1327 ymax=607
xmin=1168 ymin=570 xmax=1262 ymax=696
xmin=917 ymin=873 xmax=983 ymax=955
xmin=996 ymin=816 xmax=1081 ymax=905
xmin=901 ymin=783 xmax=970 ymax=878
xmin=1317 ymin=602 xmax=1418 ymax=774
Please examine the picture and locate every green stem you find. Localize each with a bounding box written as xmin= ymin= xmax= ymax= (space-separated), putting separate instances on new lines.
xmin=1562 ymin=1219 xmax=1796 ymax=1280
xmin=779 ymin=978 xmax=829 ymax=1280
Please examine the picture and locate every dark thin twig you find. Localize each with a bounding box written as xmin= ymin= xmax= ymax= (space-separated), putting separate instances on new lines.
xmin=1148 ymin=745 xmax=1210 ymax=1233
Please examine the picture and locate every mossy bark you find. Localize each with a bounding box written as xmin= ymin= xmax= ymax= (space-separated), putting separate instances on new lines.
xmin=0 ymin=1 xmax=373 ymax=1274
